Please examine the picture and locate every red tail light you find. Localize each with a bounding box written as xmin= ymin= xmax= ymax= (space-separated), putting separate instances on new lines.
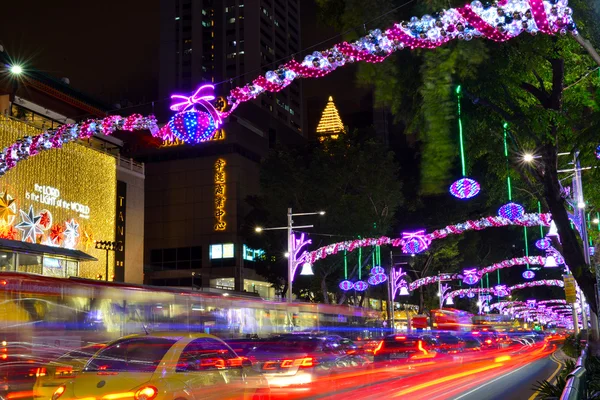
xmin=134 ymin=386 xmax=158 ymax=400
xmin=299 ymin=357 xmax=315 ymax=368
xmin=485 ymin=339 xmax=492 ymax=344
xmin=394 ymin=336 xmax=406 ymax=340
xmin=29 ymin=368 xmax=46 ymax=377
xmin=55 ymin=367 xmax=75 ymax=378
xmin=373 ymin=340 xmax=384 ymax=356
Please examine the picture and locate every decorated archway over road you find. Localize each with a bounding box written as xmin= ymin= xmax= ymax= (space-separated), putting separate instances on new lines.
xmin=443 ymin=279 xmax=565 ymax=301
xmin=0 ymin=0 xmax=579 ymax=174
xmin=302 ymin=213 xmax=552 ymax=265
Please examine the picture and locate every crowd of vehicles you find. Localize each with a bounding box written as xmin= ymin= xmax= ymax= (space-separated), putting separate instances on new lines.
xmin=0 ymin=273 xmax=567 ymax=399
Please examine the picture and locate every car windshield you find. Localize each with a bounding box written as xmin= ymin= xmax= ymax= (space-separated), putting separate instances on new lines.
xmin=84 ymin=337 xmax=176 ymax=373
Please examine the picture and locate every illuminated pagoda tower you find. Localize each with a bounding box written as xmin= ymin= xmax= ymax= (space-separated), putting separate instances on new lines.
xmin=316 ymin=96 xmax=345 ymax=142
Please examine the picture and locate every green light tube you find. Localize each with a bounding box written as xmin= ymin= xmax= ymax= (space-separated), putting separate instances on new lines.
xmin=456 ymin=85 xmax=467 ymax=177
xmin=358 ymin=247 xmax=362 ymax=280
xmin=344 ymin=251 xmax=348 ymax=279
xmin=503 ymin=123 xmax=512 ymax=201
xmin=524 ymin=227 xmax=530 ymax=269
xmin=538 ymin=202 xmax=544 ymax=238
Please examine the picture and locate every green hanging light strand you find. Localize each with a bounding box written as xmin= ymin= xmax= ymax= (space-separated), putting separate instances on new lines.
xmin=503 ymin=122 xmax=513 ymax=201
xmin=358 ymin=247 xmax=362 ymax=280
xmin=486 ymin=273 xmax=490 ymax=289
xmin=538 ymin=202 xmax=544 ymax=238
xmin=344 ymin=251 xmax=348 ymax=280
xmin=456 ymin=85 xmax=467 ymax=177
xmin=497 ymin=269 xmax=500 ymax=285
xmin=524 ymin=227 xmax=530 ymax=270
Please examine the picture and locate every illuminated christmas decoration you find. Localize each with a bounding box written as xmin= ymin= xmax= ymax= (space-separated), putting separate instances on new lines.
xmin=371 ymin=266 xmax=385 ymax=275
xmin=0 ymin=115 xmax=158 ymax=177
xmin=495 ymin=285 xmax=509 ymax=297
xmin=498 ymin=202 xmax=525 ymax=220
xmin=0 ymin=224 xmax=18 ymax=240
xmin=63 ymin=219 xmax=80 ymax=248
xmin=80 ymin=226 xmax=95 ymax=251
xmin=401 ymin=230 xmax=431 ymax=254
xmin=449 ymin=178 xmax=481 ymax=199
xmin=163 ymin=85 xmax=222 ymax=143
xmin=445 ymin=280 xmax=564 ymax=301
xmin=522 ymin=270 xmax=535 ymax=279
xmin=463 ymin=268 xmax=479 ymax=285
xmin=304 ymin=213 xmax=552 ymax=264
xmin=595 ymin=144 xmax=600 ymax=160
xmin=214 ymin=159 xmax=227 ymax=231
xmin=290 ymin=233 xmax=313 ymax=282
xmin=527 ymin=299 xmax=537 ymax=308
xmin=49 ymin=224 xmax=65 ymax=245
xmin=15 ymin=205 xmax=43 ymax=243
xmin=353 ymin=281 xmax=369 ymax=292
xmin=390 ymin=267 xmax=408 ymax=299
xmin=222 ymin=0 xmax=576 ymax=118
xmin=535 ymin=238 xmax=551 ymax=250
xmin=0 ymin=192 xmax=17 ymax=225
xmin=467 ymin=292 xmax=476 ymax=298
xmin=339 ymin=280 xmax=353 ymax=291
xmin=38 ymin=209 xmax=52 ymax=230
xmin=398 ymin=280 xmax=410 ymax=296
xmin=316 ymin=96 xmax=345 ymax=142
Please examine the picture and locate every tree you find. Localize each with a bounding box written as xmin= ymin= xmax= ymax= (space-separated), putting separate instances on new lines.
xmin=316 ymin=0 xmax=600 ymax=325
xmin=244 ymin=128 xmax=403 ymax=302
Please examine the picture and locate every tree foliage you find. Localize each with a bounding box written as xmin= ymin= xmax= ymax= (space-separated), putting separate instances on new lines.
xmin=245 ymin=129 xmax=403 ymax=302
xmin=316 ymin=0 xmax=600 ymax=313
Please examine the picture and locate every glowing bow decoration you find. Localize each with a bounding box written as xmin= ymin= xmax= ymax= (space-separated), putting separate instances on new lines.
xmin=169 ymin=84 xmax=223 ymax=127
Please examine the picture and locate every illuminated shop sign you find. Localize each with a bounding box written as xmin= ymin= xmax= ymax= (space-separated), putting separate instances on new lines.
xmin=214 ymin=158 xmax=226 ymax=231
xmin=26 ymin=184 xmax=90 ymax=219
xmin=160 ymin=129 xmax=225 ymax=147
xmin=210 ymin=243 xmax=234 ymax=259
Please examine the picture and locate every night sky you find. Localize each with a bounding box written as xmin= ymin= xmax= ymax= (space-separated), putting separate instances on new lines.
xmin=0 ymin=0 xmax=368 ymax=131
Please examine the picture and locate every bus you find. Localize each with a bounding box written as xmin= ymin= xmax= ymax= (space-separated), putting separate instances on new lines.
xmin=411 ymin=308 xmax=474 ymax=331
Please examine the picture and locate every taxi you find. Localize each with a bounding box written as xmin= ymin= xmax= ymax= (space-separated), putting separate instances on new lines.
xmin=50 ymin=333 xmax=270 ymax=400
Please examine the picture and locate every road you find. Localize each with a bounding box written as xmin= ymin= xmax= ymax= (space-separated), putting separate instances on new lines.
xmin=301 ymin=341 xmax=563 ymax=400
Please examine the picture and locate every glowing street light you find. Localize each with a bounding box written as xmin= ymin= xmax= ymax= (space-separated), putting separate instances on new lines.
xmin=523 ymin=153 xmax=535 ymax=163
xmin=9 ymin=65 xmax=23 ymax=75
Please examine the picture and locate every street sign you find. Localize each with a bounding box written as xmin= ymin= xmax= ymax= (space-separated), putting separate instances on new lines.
xmin=563 ymin=275 xmax=577 ymax=303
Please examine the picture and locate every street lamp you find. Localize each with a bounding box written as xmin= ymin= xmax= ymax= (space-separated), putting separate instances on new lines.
xmin=523 ymin=153 xmax=535 ymax=163
xmin=255 ymin=208 xmax=325 ymax=302
xmin=9 ymin=65 xmax=23 ymax=75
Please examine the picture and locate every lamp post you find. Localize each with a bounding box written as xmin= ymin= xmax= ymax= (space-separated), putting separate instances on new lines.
xmin=94 ymin=240 xmax=123 ymax=281
xmin=255 ymin=208 xmax=324 ymax=303
xmin=7 ymin=64 xmax=23 ymax=117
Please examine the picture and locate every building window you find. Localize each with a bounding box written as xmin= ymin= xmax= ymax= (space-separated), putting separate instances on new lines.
xmin=228 ymin=17 xmax=236 ymax=24
xmin=243 ymin=245 xmax=265 ymax=261
xmin=209 ymin=243 xmax=234 ymax=259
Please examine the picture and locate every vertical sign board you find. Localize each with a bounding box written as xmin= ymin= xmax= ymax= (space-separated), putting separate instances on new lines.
xmin=114 ymin=180 xmax=127 ymax=282
xmin=563 ymin=274 xmax=577 ymax=304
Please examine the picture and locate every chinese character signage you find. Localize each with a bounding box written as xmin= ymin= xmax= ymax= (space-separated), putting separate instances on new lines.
xmin=214 ymin=158 xmax=226 ymax=231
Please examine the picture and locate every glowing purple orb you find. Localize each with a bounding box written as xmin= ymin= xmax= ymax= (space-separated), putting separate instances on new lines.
xmin=467 ymin=291 xmax=476 ymax=298
xmin=535 ymin=239 xmax=551 ymax=250
xmin=449 ymin=178 xmax=480 ymax=199
xmin=522 ymin=270 xmax=535 ymax=279
xmin=498 ymin=202 xmax=525 ymax=220
xmin=339 ymin=280 xmax=353 ymax=291
xmin=595 ymin=144 xmax=600 ymax=160
xmin=371 ymin=266 xmax=385 ymax=275
xmin=368 ymin=275 xmax=380 ymax=286
xmin=168 ymin=109 xmax=218 ymax=144
xmin=375 ymin=273 xmax=387 ymax=284
xmin=353 ymin=281 xmax=369 ymax=291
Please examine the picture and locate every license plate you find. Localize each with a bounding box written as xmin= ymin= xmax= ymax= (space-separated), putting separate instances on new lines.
xmin=390 ymin=353 xmax=408 ymax=359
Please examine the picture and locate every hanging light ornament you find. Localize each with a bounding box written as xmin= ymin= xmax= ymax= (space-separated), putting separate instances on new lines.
xmin=462 ymin=268 xmax=479 ymax=285
xmin=467 ymin=291 xmax=476 ymax=298
xmin=522 ymin=270 xmax=536 ymax=279
xmin=401 ymin=230 xmax=431 ymax=254
xmin=163 ymin=85 xmax=222 ymax=143
xmin=353 ymin=281 xmax=369 ymax=291
xmin=371 ymin=266 xmax=385 ymax=275
xmin=535 ymin=238 xmax=551 ymax=250
xmin=498 ymin=203 xmax=525 ymax=220
xmin=595 ymin=144 xmax=600 ymax=160
xmin=449 ymin=85 xmax=480 ymax=199
xmin=339 ymin=280 xmax=353 ymax=291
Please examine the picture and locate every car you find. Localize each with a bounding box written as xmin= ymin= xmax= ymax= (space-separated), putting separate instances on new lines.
xmin=372 ymin=334 xmax=438 ymax=365
xmin=51 ymin=333 xmax=270 ymax=400
xmin=246 ymin=334 xmax=368 ymax=391
xmin=225 ymin=338 xmax=267 ymax=357
xmin=33 ymin=343 xmax=106 ymax=400
xmin=433 ymin=334 xmax=465 ymax=354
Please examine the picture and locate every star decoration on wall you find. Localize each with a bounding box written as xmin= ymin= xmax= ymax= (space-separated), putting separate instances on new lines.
xmin=15 ymin=205 xmax=44 ymax=243
xmin=64 ymin=219 xmax=80 ymax=248
xmin=0 ymin=192 xmax=17 ymax=225
xmin=49 ymin=224 xmax=65 ymax=245
xmin=0 ymin=224 xmax=18 ymax=240
xmin=38 ymin=210 xmax=52 ymax=230
xmin=81 ymin=226 xmax=94 ymax=251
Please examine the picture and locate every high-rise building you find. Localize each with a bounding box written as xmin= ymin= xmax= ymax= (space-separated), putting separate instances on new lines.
xmin=145 ymin=0 xmax=305 ymax=296
xmin=159 ymin=0 xmax=303 ymax=135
